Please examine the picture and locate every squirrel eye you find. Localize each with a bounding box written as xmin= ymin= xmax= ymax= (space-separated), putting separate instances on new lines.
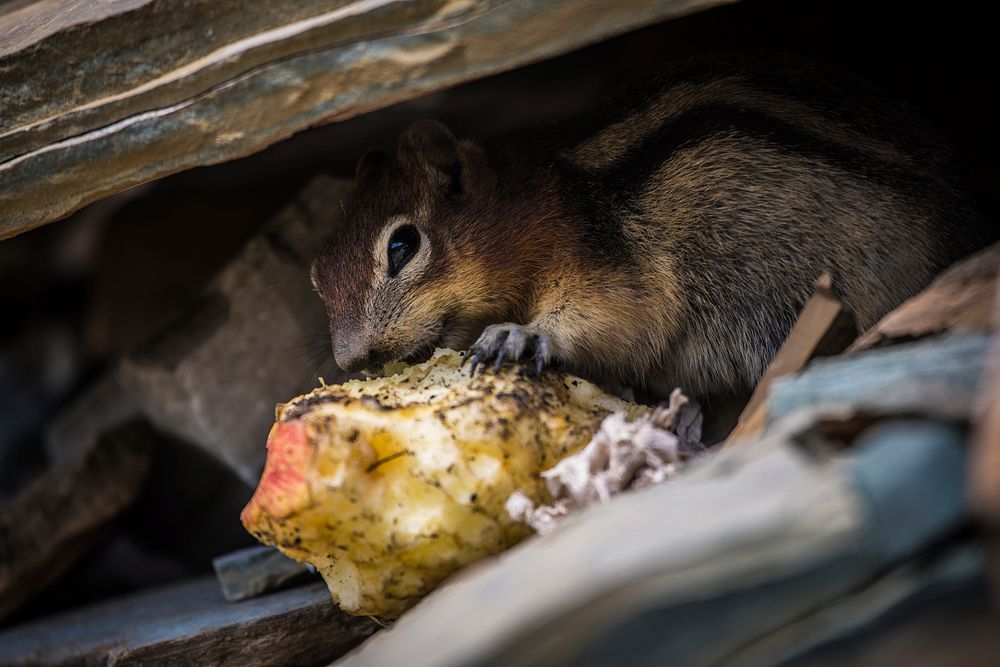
xmin=387 ymin=225 xmax=420 ymax=277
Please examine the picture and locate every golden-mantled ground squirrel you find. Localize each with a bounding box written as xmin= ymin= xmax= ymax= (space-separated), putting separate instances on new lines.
xmin=311 ymin=54 xmax=990 ymax=406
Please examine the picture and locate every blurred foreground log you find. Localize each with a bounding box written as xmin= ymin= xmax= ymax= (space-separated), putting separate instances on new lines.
xmin=0 ymin=0 xmax=731 ymax=239
xmin=336 ymin=418 xmax=974 ymax=667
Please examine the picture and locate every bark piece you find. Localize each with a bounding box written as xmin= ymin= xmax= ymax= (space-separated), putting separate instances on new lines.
xmin=0 ymin=0 xmax=732 ymax=240
xmin=850 ymin=242 xmax=999 ymax=352
xmin=0 ymin=577 xmax=378 ymax=666
xmin=727 ymin=273 xmax=856 ymax=444
xmin=0 ymin=420 xmax=153 ymax=622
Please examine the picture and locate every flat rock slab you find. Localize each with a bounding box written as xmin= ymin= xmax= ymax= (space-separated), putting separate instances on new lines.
xmin=213 ymin=546 xmax=314 ymax=602
xmin=0 ymin=0 xmax=732 ymax=239
xmin=0 ymin=577 xmax=378 ymax=666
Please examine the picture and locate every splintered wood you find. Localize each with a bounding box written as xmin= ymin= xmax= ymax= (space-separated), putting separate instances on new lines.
xmin=726 ymin=273 xmax=856 ymax=444
xmin=851 ymin=242 xmax=999 ymax=351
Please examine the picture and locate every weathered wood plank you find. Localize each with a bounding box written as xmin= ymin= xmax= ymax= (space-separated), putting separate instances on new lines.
xmin=335 ymin=420 xmax=968 ymax=667
xmin=768 ymin=333 xmax=989 ymax=423
xmin=0 ymin=0 xmax=731 ymax=239
xmin=0 ymin=578 xmax=378 ymax=666
xmin=1 ymin=1 xmax=486 ymax=158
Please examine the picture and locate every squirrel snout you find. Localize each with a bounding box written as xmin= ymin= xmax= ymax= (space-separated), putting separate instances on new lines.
xmin=333 ymin=334 xmax=374 ymax=373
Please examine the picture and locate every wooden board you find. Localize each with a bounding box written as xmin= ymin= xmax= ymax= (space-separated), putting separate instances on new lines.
xmin=0 ymin=0 xmax=732 ymax=239
xmin=767 ymin=333 xmax=989 ymax=425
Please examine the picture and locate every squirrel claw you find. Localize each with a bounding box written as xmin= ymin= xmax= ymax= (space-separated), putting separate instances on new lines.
xmin=467 ymin=323 xmax=552 ymax=376
xmin=534 ymin=335 xmax=552 ymax=376
xmin=467 ymin=352 xmax=482 ymax=377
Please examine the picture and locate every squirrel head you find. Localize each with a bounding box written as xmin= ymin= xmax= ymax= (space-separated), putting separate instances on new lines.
xmin=312 ymin=120 xmax=510 ymax=373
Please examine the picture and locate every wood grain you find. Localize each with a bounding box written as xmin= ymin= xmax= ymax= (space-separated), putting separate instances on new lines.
xmin=0 ymin=0 xmax=732 ymax=239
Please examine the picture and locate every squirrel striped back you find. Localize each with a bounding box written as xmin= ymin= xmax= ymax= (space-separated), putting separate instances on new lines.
xmin=312 ymin=53 xmax=991 ymax=403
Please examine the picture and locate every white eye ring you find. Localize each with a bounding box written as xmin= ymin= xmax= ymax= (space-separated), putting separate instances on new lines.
xmin=388 ymin=225 xmax=421 ymax=277
xmin=375 ymin=216 xmax=428 ymax=280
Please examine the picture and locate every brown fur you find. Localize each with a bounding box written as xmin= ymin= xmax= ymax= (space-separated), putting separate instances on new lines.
xmin=312 ymin=53 xmax=991 ymax=401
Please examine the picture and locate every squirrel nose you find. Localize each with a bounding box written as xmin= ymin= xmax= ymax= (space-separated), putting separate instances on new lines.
xmin=333 ymin=333 xmax=374 ymax=373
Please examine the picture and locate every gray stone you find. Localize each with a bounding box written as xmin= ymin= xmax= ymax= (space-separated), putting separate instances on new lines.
xmin=39 ymin=175 xmax=347 ymax=485
xmin=44 ymin=372 xmax=139 ymax=463
xmin=213 ymin=546 xmax=314 ymax=602
xmin=116 ymin=175 xmax=350 ymax=484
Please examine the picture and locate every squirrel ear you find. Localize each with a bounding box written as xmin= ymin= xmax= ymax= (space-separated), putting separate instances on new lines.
xmin=397 ymin=120 xmax=463 ymax=195
xmin=355 ymin=149 xmax=386 ymax=189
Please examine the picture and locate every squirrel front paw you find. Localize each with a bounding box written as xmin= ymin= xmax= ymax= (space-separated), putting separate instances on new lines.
xmin=465 ymin=323 xmax=553 ymax=376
